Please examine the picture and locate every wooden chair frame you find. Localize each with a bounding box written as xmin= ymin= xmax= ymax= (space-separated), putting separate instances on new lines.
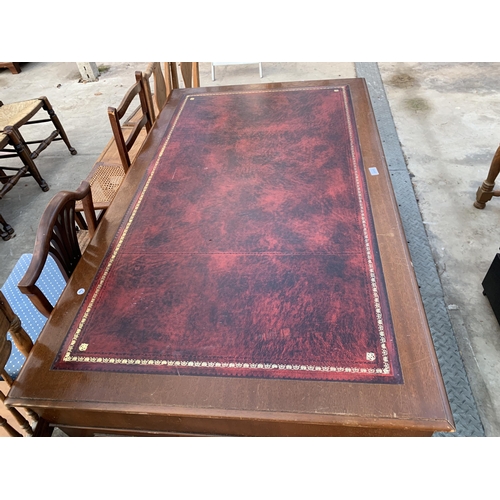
xmin=124 ymin=63 xmax=200 ymax=127
xmin=144 ymin=62 xmax=169 ymax=123
xmin=0 ymin=291 xmax=38 ymax=436
xmin=108 ymin=71 xmax=153 ymax=172
xmin=0 ymin=125 xmax=49 ymax=199
xmin=18 ymin=181 xmax=97 ymax=318
xmin=0 ymin=213 xmax=15 ymax=241
xmin=0 ymin=96 xmax=76 ymax=160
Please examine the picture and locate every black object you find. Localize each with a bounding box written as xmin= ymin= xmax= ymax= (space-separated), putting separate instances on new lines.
xmin=482 ymin=253 xmax=500 ymax=324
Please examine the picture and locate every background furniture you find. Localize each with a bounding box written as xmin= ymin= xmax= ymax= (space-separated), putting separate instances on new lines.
xmin=125 ymin=63 xmax=200 ymax=128
xmin=482 ymin=253 xmax=500 ymax=324
xmin=1 ymin=125 xmax=49 ymax=198
xmin=474 ymin=144 xmax=500 ymax=208
xmin=0 ymin=63 xmax=21 ymax=74
xmin=6 ymin=79 xmax=454 ymax=436
xmin=0 ymin=213 xmax=14 ymax=241
xmin=77 ymin=73 xmax=152 ymax=217
xmin=0 ymin=96 xmax=76 ymax=161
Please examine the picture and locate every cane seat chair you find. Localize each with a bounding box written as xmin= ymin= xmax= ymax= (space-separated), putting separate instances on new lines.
xmin=18 ymin=180 xmax=98 ymax=318
xmin=0 ymin=96 xmax=76 ymax=158
xmin=76 ymin=72 xmax=153 ymax=216
xmin=0 ymin=97 xmax=76 ymax=195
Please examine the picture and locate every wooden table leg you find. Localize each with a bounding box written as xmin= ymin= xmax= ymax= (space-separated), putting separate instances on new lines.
xmin=474 ymin=145 xmax=500 ymax=209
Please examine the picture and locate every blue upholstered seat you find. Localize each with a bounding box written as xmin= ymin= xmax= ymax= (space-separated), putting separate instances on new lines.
xmin=0 ymin=254 xmax=66 ymax=379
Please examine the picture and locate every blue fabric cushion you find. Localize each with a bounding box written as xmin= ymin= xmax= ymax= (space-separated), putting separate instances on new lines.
xmin=1 ymin=253 xmax=66 ymax=379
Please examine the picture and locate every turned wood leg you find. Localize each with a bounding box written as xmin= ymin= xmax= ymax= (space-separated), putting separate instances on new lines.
xmin=0 ymin=220 xmax=14 ymax=240
xmin=3 ymin=126 xmax=49 ymax=192
xmin=474 ymin=145 xmax=500 ymax=209
xmin=0 ymin=213 xmax=15 ymax=241
xmin=40 ymin=96 xmax=77 ymax=156
xmin=0 ymin=390 xmax=33 ymax=436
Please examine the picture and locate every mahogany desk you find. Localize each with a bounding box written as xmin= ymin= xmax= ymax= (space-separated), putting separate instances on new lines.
xmin=6 ymin=79 xmax=454 ymax=436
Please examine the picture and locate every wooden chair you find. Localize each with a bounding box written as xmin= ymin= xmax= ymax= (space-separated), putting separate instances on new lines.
xmin=76 ymin=72 xmax=153 ymax=215
xmin=1 ymin=125 xmax=49 ymax=199
xmin=0 ymin=291 xmax=39 ymax=436
xmin=1 ymin=251 xmax=67 ymax=437
xmin=18 ymin=180 xmax=97 ymax=318
xmin=124 ymin=63 xmax=200 ymax=127
xmin=178 ymin=62 xmax=200 ymax=88
xmin=124 ymin=63 xmax=168 ymax=127
xmin=109 ymin=71 xmax=153 ymax=170
xmin=0 ymin=95 xmax=76 ymax=165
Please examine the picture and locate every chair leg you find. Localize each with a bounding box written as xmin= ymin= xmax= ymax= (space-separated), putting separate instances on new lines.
xmin=0 ymin=213 xmax=15 ymax=241
xmin=474 ymin=144 xmax=500 ymax=209
xmin=0 ymin=390 xmax=33 ymax=436
xmin=3 ymin=126 xmax=49 ymax=192
xmin=40 ymin=96 xmax=77 ymax=156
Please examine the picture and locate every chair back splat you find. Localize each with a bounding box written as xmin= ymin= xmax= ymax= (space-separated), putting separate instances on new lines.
xmin=18 ymin=180 xmax=97 ymax=317
xmin=143 ymin=62 xmax=168 ymax=122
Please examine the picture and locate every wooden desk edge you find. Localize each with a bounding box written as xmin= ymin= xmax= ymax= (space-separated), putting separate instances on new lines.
xmin=5 ymin=395 xmax=455 ymax=435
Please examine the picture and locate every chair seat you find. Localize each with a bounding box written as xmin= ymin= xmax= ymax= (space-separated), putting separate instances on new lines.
xmin=0 ymin=254 xmax=65 ymax=379
xmin=0 ymin=99 xmax=42 ymax=129
xmin=76 ymin=162 xmax=126 ymax=211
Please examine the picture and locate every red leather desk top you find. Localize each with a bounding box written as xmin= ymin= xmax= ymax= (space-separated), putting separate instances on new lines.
xmin=53 ymin=84 xmax=402 ymax=383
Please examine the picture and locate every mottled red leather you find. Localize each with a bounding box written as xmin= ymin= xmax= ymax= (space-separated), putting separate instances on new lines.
xmin=53 ymin=85 xmax=402 ymax=383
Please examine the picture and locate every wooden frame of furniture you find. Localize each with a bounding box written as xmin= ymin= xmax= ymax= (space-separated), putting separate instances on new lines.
xmin=76 ymin=72 xmax=153 ymax=216
xmin=0 ymin=291 xmax=38 ymax=436
xmin=1 ymin=125 xmax=49 ymax=198
xmin=0 ymin=96 xmax=76 ymax=161
xmin=0 ymin=63 xmax=21 ymax=74
xmin=0 ymin=213 xmax=15 ymax=241
xmin=108 ymin=72 xmax=153 ymax=171
xmin=18 ymin=181 xmax=97 ymax=318
xmin=474 ymin=144 xmax=500 ymax=208
xmin=6 ymin=79 xmax=454 ymax=436
xmin=125 ymin=63 xmax=200 ymax=128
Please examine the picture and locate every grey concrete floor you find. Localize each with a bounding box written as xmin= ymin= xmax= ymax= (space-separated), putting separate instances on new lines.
xmin=378 ymin=62 xmax=500 ymax=436
xmin=1 ymin=62 xmax=498 ymax=436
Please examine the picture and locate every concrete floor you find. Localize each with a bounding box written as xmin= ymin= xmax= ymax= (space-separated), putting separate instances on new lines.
xmin=378 ymin=62 xmax=500 ymax=436
xmin=1 ymin=62 xmax=499 ymax=436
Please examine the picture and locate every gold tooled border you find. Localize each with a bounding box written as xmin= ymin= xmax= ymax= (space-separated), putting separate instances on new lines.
xmin=60 ymin=85 xmax=393 ymax=377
